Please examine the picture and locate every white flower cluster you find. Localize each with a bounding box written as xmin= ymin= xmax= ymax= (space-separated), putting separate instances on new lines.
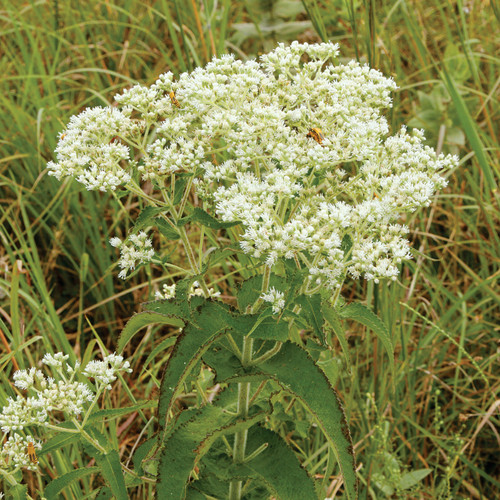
xmin=0 ymin=367 xmax=93 ymax=432
xmin=47 ymin=107 xmax=141 ymax=191
xmin=0 ymin=434 xmax=41 ymax=472
xmin=261 ymin=287 xmax=285 ymax=314
xmin=154 ymin=281 xmax=220 ymax=300
xmin=82 ymin=353 xmax=132 ymax=390
xmin=49 ymin=42 xmax=457 ymax=288
xmin=0 ymin=353 xmax=131 ymax=434
xmin=110 ymin=231 xmax=155 ymax=279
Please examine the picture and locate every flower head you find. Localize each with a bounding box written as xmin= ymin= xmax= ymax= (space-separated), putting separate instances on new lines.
xmin=110 ymin=231 xmax=155 ymax=279
xmin=49 ymin=42 xmax=457 ymax=288
xmin=261 ymin=287 xmax=286 ymax=314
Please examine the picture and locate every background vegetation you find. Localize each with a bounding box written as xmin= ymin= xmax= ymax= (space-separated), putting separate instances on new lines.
xmin=0 ymin=0 xmax=498 ymax=498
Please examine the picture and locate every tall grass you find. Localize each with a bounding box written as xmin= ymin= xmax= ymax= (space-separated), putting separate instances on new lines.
xmin=0 ymin=0 xmax=498 ymax=497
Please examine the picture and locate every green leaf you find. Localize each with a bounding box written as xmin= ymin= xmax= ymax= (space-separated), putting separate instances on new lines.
xmin=338 ymin=302 xmax=394 ymax=374
xmin=185 ymin=489 xmax=208 ymax=500
xmin=202 ymin=245 xmax=239 ymax=271
xmin=143 ymin=336 xmax=178 ymax=368
xmin=204 ymin=341 xmax=357 ymax=500
xmin=213 ymin=426 xmax=317 ymax=500
xmin=157 ymin=386 xmax=270 ymax=498
xmin=174 ymin=275 xmax=201 ymax=313
xmin=230 ymin=309 xmax=288 ymax=341
xmin=341 ymin=233 xmax=353 ymax=256
xmin=133 ymin=206 xmax=165 ymax=232
xmin=44 ymin=467 xmax=100 ymax=498
xmin=156 ymin=217 xmax=181 ymax=240
xmin=187 ymin=475 xmax=230 ymax=500
xmin=237 ymin=275 xmax=264 ymax=312
xmin=157 ymin=301 xmax=231 ymax=436
xmin=282 ymin=259 xmax=309 ymax=306
xmin=296 ymin=294 xmax=324 ymax=339
xmin=95 ymin=487 xmax=113 ymax=499
xmin=86 ymin=401 xmax=156 ymax=424
xmin=237 ymin=274 xmax=288 ymax=312
xmin=93 ymin=449 xmax=128 ymax=500
xmin=399 ymin=468 xmax=432 ymax=489
xmin=322 ymin=304 xmax=352 ymax=372
xmin=247 ymin=313 xmax=289 ymax=341
xmin=118 ymin=310 xmax=184 ymax=352
xmin=440 ymin=69 xmax=496 ymax=191
xmin=202 ymin=340 xmax=243 ymax=382
xmin=317 ymin=350 xmax=343 ymax=387
xmin=84 ymin=426 xmax=113 ymax=453
xmin=262 ymin=343 xmax=356 ymax=499
xmin=141 ymin=297 xmax=187 ymax=318
xmin=40 ymin=422 xmax=81 ymax=456
xmin=178 ymin=207 xmax=241 ymax=229
xmin=133 ymin=437 xmax=157 ymax=476
xmin=173 ymin=176 xmax=189 ymax=205
xmin=8 ymin=484 xmax=27 ymax=500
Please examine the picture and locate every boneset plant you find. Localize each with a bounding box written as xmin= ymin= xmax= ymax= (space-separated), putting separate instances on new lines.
xmin=31 ymin=42 xmax=457 ymax=499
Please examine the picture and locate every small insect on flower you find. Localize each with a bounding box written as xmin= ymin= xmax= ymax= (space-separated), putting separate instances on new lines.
xmin=26 ymin=441 xmax=38 ymax=464
xmin=169 ymin=91 xmax=181 ymax=108
xmin=306 ymin=127 xmax=325 ymax=145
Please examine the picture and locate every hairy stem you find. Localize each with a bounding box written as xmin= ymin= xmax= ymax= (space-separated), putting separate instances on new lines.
xmin=228 ymin=266 xmax=271 ymax=499
xmin=228 ymin=336 xmax=253 ymax=500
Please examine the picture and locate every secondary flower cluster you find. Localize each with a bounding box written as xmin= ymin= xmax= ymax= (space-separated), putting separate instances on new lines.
xmin=48 ymin=42 xmax=457 ymax=289
xmin=261 ymin=287 xmax=286 ymax=314
xmin=0 ymin=434 xmax=42 ymax=472
xmin=110 ymin=231 xmax=155 ymax=279
xmin=0 ymin=352 xmax=131 ymax=470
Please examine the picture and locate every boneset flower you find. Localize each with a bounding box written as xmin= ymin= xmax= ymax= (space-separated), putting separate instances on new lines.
xmin=82 ymin=353 xmax=132 ymax=390
xmin=261 ymin=288 xmax=286 ymax=314
xmin=49 ymin=42 xmax=457 ymax=289
xmin=110 ymin=231 xmax=155 ymax=279
xmin=1 ymin=434 xmax=41 ymax=472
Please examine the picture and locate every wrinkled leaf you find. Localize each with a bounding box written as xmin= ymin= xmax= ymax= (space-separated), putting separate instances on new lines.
xmin=155 ymin=217 xmax=180 ymax=240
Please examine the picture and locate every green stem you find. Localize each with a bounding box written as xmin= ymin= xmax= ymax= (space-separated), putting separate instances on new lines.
xmin=250 ymin=341 xmax=282 ymax=365
xmin=228 ymin=266 xmax=271 ymax=500
xmin=81 ymin=387 xmax=105 ymax=428
xmin=228 ymin=336 xmax=253 ymax=500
